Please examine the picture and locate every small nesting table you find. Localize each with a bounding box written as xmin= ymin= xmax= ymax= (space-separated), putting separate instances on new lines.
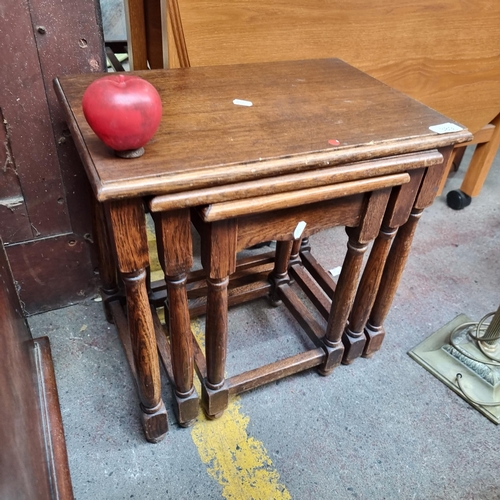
xmin=55 ymin=59 xmax=471 ymax=441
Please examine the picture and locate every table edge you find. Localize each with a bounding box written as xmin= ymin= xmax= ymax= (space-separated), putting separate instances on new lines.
xmin=93 ymin=131 xmax=471 ymax=202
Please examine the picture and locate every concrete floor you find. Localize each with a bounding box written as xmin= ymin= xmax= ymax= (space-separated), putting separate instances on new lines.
xmin=29 ymin=148 xmax=500 ymax=500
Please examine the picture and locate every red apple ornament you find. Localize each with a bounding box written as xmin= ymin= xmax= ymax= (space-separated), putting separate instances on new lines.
xmin=82 ymin=74 xmax=162 ymax=158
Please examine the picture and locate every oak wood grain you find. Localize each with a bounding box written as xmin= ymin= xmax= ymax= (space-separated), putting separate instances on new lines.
xmin=106 ymin=198 xmax=149 ymax=273
xmin=172 ymin=0 xmax=500 ymax=134
xmin=289 ymin=264 xmax=331 ymax=321
xmin=165 ymin=0 xmax=499 ymax=199
xmin=234 ymin=194 xmax=365 ymax=251
xmin=201 ymin=174 xmax=409 ymax=222
xmin=299 ymin=250 xmax=337 ymax=300
xmin=356 ymin=188 xmax=392 ymax=244
xmin=56 ymin=57 xmax=475 ymax=425
xmin=93 ymin=199 xmax=118 ymax=295
xmin=344 ymin=168 xmax=427 ymax=360
xmin=153 ymin=311 xmax=199 ymax=425
xmin=122 ymin=270 xmax=162 ymax=410
xmin=346 ymin=226 xmax=397 ymax=350
xmin=153 ymin=208 xmax=193 ymax=276
xmin=55 ymin=59 xmax=471 ymax=201
xmin=415 ymin=147 xmax=454 ymax=209
xmin=268 ymin=240 xmax=293 ymax=304
xmin=150 ymin=151 xmax=442 ymax=212
xmin=204 ymin=277 xmax=229 ymax=390
xmin=276 ymin=284 xmax=325 ymax=347
xmin=325 ymin=237 xmax=369 ymax=346
xmin=383 ymin=169 xmax=426 ymax=229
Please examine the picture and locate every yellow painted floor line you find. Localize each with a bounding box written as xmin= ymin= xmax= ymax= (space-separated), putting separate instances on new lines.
xmin=190 ymin=320 xmax=292 ymax=500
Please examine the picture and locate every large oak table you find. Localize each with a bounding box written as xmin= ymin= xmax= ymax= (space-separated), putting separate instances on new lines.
xmin=55 ymin=58 xmax=471 ymax=442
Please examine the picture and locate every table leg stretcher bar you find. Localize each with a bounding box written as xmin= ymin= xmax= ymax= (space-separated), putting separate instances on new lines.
xmin=149 ymin=251 xmax=276 ymax=317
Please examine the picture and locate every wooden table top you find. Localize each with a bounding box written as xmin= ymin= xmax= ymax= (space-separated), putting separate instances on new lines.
xmin=169 ymin=0 xmax=500 ymax=134
xmin=55 ymin=59 xmax=471 ymax=201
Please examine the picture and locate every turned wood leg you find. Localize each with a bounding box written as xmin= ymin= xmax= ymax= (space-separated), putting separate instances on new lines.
xmin=269 ymin=240 xmax=294 ymax=305
xmin=321 ymin=233 xmax=368 ymax=375
xmin=92 ymin=198 xmax=119 ymax=322
xmin=200 ymin=219 xmax=237 ymax=418
xmin=335 ymin=187 xmax=392 ymax=365
xmin=154 ymin=209 xmax=198 ymax=426
xmin=290 ymin=238 xmax=303 ymax=264
xmin=107 ymin=199 xmax=168 ymax=443
xmin=355 ymin=168 xmax=426 ymax=359
xmin=122 ymin=269 xmax=167 ymax=442
xmin=300 ymin=237 xmax=311 ymax=251
xmin=343 ymin=225 xmax=397 ymax=363
xmin=364 ymin=208 xmax=423 ymax=355
xmin=166 ymin=273 xmax=198 ymax=426
xmin=360 ymin=155 xmax=450 ymax=357
xmin=203 ymin=276 xmax=230 ymax=418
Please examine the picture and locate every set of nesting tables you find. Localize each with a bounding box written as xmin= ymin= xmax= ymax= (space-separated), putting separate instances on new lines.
xmin=55 ymin=59 xmax=471 ymax=442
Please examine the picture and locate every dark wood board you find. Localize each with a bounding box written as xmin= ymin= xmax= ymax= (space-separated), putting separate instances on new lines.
xmin=0 ymin=0 xmax=71 ymax=237
xmin=0 ymin=240 xmax=73 ymax=499
xmin=28 ymin=0 xmax=106 ymax=237
xmin=6 ymin=233 xmax=98 ymax=314
xmin=0 ymin=109 xmax=33 ymax=243
xmin=0 ymin=0 xmax=105 ymax=311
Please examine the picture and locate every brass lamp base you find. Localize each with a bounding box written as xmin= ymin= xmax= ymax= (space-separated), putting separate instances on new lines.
xmin=409 ymin=314 xmax=500 ymax=424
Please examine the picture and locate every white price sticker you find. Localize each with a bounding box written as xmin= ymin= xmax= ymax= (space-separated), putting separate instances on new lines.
xmin=233 ymin=99 xmax=253 ymax=107
xmin=293 ymin=221 xmax=307 ymax=240
xmin=429 ymin=123 xmax=464 ymax=134
xmin=329 ymin=266 xmax=342 ymax=278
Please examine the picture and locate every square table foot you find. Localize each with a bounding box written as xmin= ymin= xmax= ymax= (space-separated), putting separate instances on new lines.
xmin=140 ymin=401 xmax=169 ymax=443
xmin=341 ymin=331 xmax=367 ymax=364
xmin=100 ymin=290 xmax=122 ymax=324
xmin=318 ymin=342 xmax=344 ymax=376
xmin=201 ymin=382 xmax=229 ymax=419
xmin=174 ymin=390 xmax=200 ymax=427
xmin=362 ymin=323 xmax=386 ymax=358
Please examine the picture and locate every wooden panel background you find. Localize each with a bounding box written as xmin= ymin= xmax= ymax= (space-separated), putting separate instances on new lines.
xmin=0 ymin=0 xmax=105 ymax=313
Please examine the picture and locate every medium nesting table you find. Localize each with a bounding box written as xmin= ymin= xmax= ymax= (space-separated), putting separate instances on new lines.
xmin=55 ymin=58 xmax=471 ymax=442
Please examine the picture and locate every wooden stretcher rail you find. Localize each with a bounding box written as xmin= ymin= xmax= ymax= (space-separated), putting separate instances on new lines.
xmin=299 ymin=250 xmax=337 ymax=300
xmin=187 ymin=276 xmax=271 ymax=318
xmin=277 ymin=284 xmax=327 ymax=348
xmin=289 ymin=263 xmax=331 ymax=321
xmin=227 ymin=348 xmax=326 ymax=396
